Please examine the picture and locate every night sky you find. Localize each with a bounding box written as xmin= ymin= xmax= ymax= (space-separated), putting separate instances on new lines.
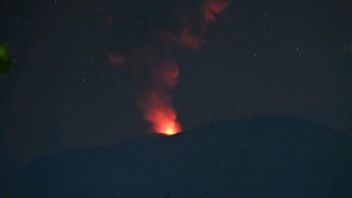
xmin=0 ymin=0 xmax=351 ymax=162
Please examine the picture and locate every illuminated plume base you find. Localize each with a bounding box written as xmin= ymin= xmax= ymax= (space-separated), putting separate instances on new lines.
xmin=143 ymin=102 xmax=182 ymax=136
xmin=155 ymin=120 xmax=182 ymax=136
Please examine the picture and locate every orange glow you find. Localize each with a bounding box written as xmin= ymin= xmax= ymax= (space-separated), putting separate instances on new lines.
xmin=138 ymin=61 xmax=182 ymax=136
xmin=156 ymin=118 xmax=181 ymax=136
xmin=143 ymin=100 xmax=182 ymax=135
xmin=152 ymin=108 xmax=182 ymax=135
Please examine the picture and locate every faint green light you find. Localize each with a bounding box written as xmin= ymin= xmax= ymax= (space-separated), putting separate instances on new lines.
xmin=0 ymin=46 xmax=6 ymax=58
xmin=0 ymin=43 xmax=12 ymax=75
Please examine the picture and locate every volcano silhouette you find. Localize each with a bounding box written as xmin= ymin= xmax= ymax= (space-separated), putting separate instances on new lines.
xmin=8 ymin=115 xmax=352 ymax=197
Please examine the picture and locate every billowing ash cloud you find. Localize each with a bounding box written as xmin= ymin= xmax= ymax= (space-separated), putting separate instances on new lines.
xmin=94 ymin=0 xmax=229 ymax=135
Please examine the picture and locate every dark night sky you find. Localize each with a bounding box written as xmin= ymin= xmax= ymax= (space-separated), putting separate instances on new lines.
xmin=0 ymin=0 xmax=351 ymax=162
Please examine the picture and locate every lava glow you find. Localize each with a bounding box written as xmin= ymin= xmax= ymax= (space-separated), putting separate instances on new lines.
xmin=139 ymin=61 xmax=182 ymax=136
xmin=141 ymin=95 xmax=182 ymax=136
xmin=146 ymin=100 xmax=182 ymax=136
xmin=156 ymin=118 xmax=181 ymax=136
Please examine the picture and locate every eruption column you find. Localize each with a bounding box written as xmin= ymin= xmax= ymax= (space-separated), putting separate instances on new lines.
xmin=99 ymin=0 xmax=229 ymax=135
xmin=138 ymin=60 xmax=182 ymax=135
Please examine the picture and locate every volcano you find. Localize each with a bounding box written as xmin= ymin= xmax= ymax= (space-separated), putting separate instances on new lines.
xmin=7 ymin=115 xmax=352 ymax=197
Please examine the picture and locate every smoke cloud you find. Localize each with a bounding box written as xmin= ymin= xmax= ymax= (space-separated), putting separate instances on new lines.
xmin=95 ymin=0 xmax=229 ymax=135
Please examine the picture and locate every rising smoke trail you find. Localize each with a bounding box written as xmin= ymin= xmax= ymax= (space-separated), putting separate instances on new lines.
xmin=96 ymin=0 xmax=229 ymax=135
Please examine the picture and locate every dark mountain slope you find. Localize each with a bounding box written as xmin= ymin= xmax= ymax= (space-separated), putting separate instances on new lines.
xmin=9 ymin=115 xmax=352 ymax=197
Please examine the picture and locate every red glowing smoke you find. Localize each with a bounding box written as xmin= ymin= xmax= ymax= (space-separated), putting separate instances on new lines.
xmin=96 ymin=0 xmax=229 ymax=135
xmin=129 ymin=51 xmax=182 ymax=135
xmin=177 ymin=0 xmax=230 ymax=48
xmin=203 ymin=0 xmax=230 ymax=24
xmin=139 ymin=60 xmax=181 ymax=135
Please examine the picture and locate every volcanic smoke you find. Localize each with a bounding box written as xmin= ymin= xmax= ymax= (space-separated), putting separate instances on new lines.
xmin=98 ymin=0 xmax=229 ymax=135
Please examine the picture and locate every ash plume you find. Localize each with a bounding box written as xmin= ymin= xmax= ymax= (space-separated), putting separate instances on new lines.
xmin=94 ymin=0 xmax=229 ymax=134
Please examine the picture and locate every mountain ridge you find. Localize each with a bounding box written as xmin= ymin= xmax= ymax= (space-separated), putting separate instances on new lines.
xmin=7 ymin=114 xmax=352 ymax=198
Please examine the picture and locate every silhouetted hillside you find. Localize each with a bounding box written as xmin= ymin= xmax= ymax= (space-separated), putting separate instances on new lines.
xmin=8 ymin=115 xmax=352 ymax=197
